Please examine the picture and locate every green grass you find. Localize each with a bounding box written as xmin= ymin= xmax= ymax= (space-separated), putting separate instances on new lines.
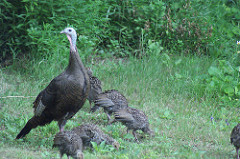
xmin=0 ymin=54 xmax=238 ymax=159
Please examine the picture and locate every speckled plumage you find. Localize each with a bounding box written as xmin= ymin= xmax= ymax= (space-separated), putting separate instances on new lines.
xmin=53 ymin=131 xmax=84 ymax=159
xmin=231 ymin=123 xmax=240 ymax=159
xmin=90 ymin=90 xmax=128 ymax=124
xmin=114 ymin=107 xmax=154 ymax=142
xmin=16 ymin=28 xmax=90 ymax=139
xmin=86 ymin=68 xmax=102 ymax=110
xmin=72 ymin=123 xmax=119 ymax=150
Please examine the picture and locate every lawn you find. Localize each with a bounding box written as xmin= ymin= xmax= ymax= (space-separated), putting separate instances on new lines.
xmin=0 ymin=55 xmax=238 ymax=159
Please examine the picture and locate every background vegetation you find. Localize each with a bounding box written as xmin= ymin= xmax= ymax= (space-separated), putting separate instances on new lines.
xmin=1 ymin=0 xmax=240 ymax=158
xmin=1 ymin=0 xmax=239 ymax=60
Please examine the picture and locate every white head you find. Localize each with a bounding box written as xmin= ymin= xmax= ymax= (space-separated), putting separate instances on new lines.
xmin=60 ymin=27 xmax=77 ymax=51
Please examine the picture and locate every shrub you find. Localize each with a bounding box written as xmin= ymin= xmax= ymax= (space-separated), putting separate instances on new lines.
xmin=0 ymin=1 xmax=30 ymax=62
xmin=161 ymin=0 xmax=240 ymax=56
xmin=200 ymin=57 xmax=240 ymax=107
xmin=1 ymin=0 xmax=239 ymax=63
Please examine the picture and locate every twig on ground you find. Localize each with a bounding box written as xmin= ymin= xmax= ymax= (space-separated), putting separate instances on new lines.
xmin=0 ymin=96 xmax=36 ymax=99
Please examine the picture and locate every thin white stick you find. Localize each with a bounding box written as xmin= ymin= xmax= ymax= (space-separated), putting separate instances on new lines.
xmin=0 ymin=96 xmax=36 ymax=99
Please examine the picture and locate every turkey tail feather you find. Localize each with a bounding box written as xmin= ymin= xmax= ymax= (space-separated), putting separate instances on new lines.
xmin=16 ymin=115 xmax=53 ymax=139
xmin=16 ymin=122 xmax=33 ymax=139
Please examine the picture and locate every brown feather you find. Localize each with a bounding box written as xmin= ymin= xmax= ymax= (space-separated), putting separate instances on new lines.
xmin=53 ymin=131 xmax=84 ymax=159
xmin=72 ymin=123 xmax=119 ymax=150
xmin=86 ymin=68 xmax=102 ymax=110
xmin=231 ymin=123 xmax=240 ymax=159
xmin=90 ymin=90 xmax=128 ymax=124
xmin=114 ymin=107 xmax=154 ymax=142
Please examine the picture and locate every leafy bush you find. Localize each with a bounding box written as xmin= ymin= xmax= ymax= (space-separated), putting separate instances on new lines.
xmin=0 ymin=1 xmax=30 ymax=61
xmin=0 ymin=0 xmax=102 ymax=62
xmin=103 ymin=0 xmax=166 ymax=57
xmin=198 ymin=42 xmax=240 ymax=106
xmin=201 ymin=58 xmax=240 ymax=106
xmin=161 ymin=0 xmax=240 ymax=56
xmin=1 ymin=0 xmax=239 ymax=63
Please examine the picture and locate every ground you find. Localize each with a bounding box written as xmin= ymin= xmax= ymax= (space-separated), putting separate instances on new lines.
xmin=0 ymin=56 xmax=238 ymax=158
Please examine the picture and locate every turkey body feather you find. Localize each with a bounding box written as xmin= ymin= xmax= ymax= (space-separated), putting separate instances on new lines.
xmin=72 ymin=123 xmax=119 ymax=150
xmin=231 ymin=123 xmax=240 ymax=159
xmin=114 ymin=107 xmax=154 ymax=142
xmin=53 ymin=130 xmax=84 ymax=159
xmin=90 ymin=89 xmax=128 ymax=124
xmin=86 ymin=68 xmax=102 ymax=110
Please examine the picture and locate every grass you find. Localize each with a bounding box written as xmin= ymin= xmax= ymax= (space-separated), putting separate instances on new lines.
xmin=0 ymin=54 xmax=238 ymax=159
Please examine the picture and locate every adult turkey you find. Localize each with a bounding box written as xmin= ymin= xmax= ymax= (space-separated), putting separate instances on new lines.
xmin=231 ymin=123 xmax=240 ymax=159
xmin=114 ymin=107 xmax=154 ymax=143
xmin=16 ymin=27 xmax=90 ymax=139
xmin=53 ymin=130 xmax=84 ymax=159
xmin=72 ymin=123 xmax=119 ymax=150
xmin=90 ymin=89 xmax=128 ymax=124
xmin=86 ymin=68 xmax=102 ymax=110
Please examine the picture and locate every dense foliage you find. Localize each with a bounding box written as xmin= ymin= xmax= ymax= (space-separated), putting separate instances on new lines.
xmin=1 ymin=0 xmax=239 ymax=61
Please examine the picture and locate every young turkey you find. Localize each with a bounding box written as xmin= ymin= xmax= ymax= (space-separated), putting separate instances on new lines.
xmin=53 ymin=131 xmax=84 ymax=159
xmin=86 ymin=68 xmax=102 ymax=110
xmin=114 ymin=107 xmax=154 ymax=143
xmin=231 ymin=123 xmax=240 ymax=159
xmin=16 ymin=27 xmax=90 ymax=139
xmin=72 ymin=123 xmax=119 ymax=150
xmin=90 ymin=90 xmax=128 ymax=124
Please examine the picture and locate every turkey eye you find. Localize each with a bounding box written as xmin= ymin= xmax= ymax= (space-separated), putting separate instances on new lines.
xmin=69 ymin=29 xmax=72 ymax=32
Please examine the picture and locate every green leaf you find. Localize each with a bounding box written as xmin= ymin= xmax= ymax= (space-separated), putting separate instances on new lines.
xmin=175 ymin=73 xmax=183 ymax=79
xmin=99 ymin=141 xmax=106 ymax=149
xmin=124 ymin=133 xmax=134 ymax=140
xmin=164 ymin=110 xmax=170 ymax=118
xmin=163 ymin=53 xmax=170 ymax=61
xmin=209 ymin=81 xmax=215 ymax=87
xmin=208 ymin=66 xmax=221 ymax=76
xmin=91 ymin=141 xmax=98 ymax=150
xmin=175 ymin=59 xmax=182 ymax=65
xmin=235 ymin=87 xmax=239 ymax=95
xmin=224 ymin=87 xmax=234 ymax=96
xmin=223 ymin=76 xmax=234 ymax=82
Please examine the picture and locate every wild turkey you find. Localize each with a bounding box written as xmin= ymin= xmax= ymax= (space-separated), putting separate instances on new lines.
xmin=114 ymin=107 xmax=154 ymax=143
xmin=53 ymin=130 xmax=84 ymax=159
xmin=231 ymin=123 xmax=240 ymax=159
xmin=90 ymin=90 xmax=128 ymax=124
xmin=86 ymin=68 xmax=102 ymax=110
xmin=72 ymin=123 xmax=119 ymax=150
xmin=16 ymin=27 xmax=90 ymax=139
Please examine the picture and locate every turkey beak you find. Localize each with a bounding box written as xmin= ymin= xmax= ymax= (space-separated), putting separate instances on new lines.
xmin=60 ymin=30 xmax=65 ymax=34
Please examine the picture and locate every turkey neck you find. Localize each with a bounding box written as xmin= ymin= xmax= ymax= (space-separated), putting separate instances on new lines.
xmin=66 ymin=47 xmax=86 ymax=74
xmin=66 ymin=34 xmax=86 ymax=74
